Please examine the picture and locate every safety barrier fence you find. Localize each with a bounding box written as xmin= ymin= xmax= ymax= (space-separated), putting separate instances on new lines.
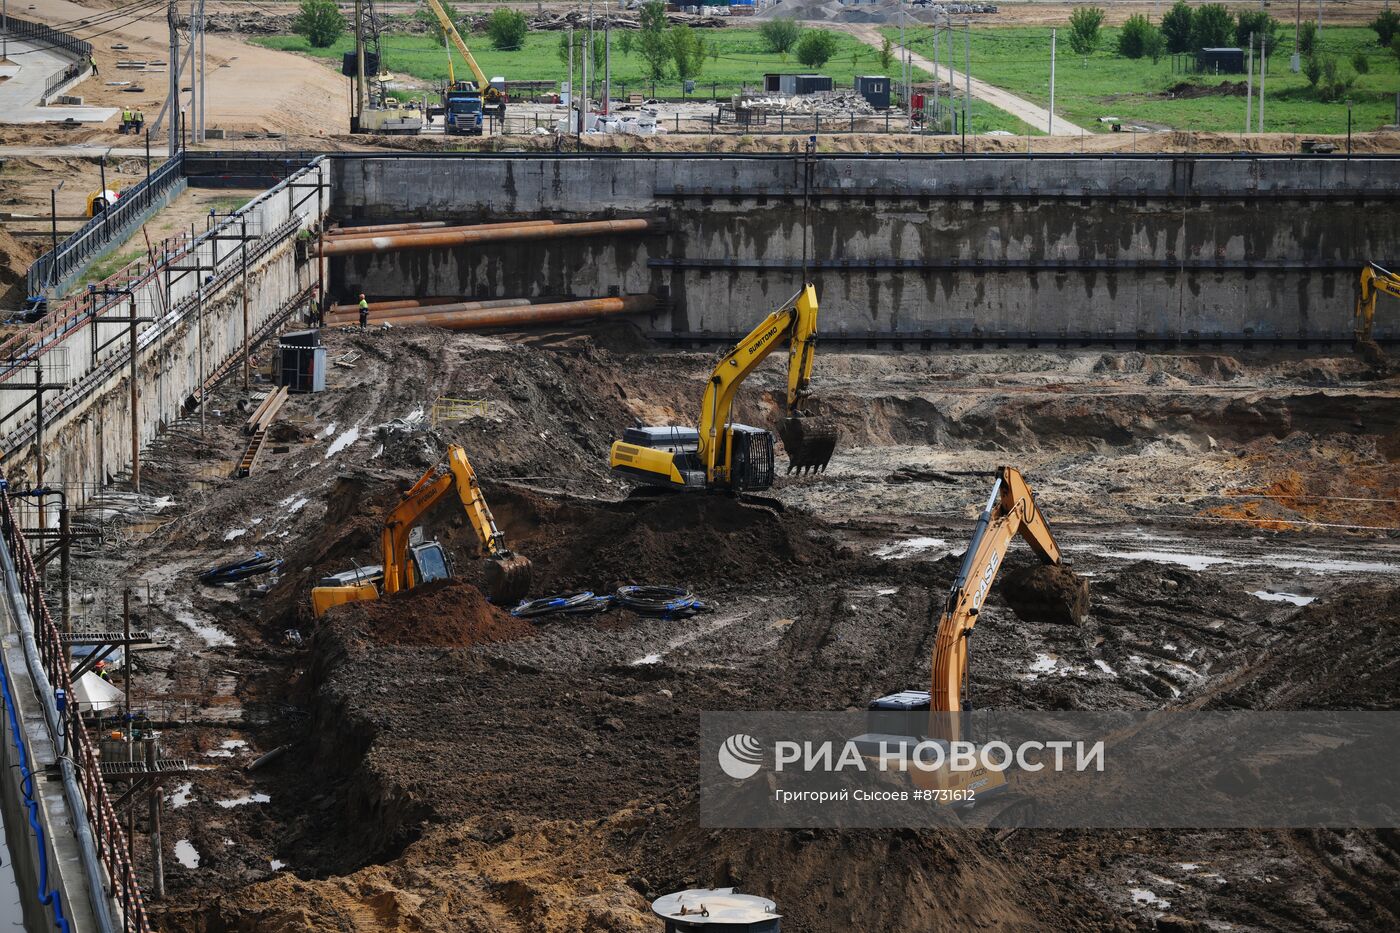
xmin=26 ymin=155 xmax=185 ymax=299
xmin=0 ymin=488 xmax=150 ymax=932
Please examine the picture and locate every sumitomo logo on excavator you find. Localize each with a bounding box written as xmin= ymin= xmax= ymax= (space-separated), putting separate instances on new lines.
xmin=972 ymin=553 xmax=1002 ymax=611
xmin=747 ymin=324 xmax=780 ymax=353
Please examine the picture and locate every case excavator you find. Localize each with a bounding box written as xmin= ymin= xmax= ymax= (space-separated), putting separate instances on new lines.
xmin=608 ymin=284 xmax=838 ymax=492
xmin=310 ymin=445 xmax=531 ymax=618
xmin=856 ymin=467 xmax=1081 ymax=814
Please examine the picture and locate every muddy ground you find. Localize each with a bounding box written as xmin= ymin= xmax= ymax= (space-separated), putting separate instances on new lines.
xmin=57 ymin=322 xmax=1400 ymax=931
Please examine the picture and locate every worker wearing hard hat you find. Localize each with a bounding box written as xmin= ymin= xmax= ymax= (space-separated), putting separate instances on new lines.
xmin=95 ymin=660 xmax=110 ymax=681
xmin=358 ymin=293 xmax=369 ymax=330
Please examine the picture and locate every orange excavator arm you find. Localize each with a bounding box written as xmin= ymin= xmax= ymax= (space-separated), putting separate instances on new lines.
xmin=1357 ymin=262 xmax=1400 ymax=343
xmin=930 ymin=467 xmax=1063 ymax=713
xmin=380 ymin=444 xmax=527 ymax=597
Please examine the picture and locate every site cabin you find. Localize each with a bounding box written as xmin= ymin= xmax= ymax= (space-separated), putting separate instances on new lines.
xmin=1196 ymin=47 xmax=1245 ymax=74
xmin=763 ymin=73 xmax=834 ymax=96
xmin=855 ymin=75 xmax=891 ymax=110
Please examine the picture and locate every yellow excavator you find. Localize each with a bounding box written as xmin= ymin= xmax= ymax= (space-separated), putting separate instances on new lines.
xmin=423 ymin=0 xmax=506 ymax=119
xmin=1356 ymin=262 xmax=1399 ymax=345
xmin=858 ymin=467 xmax=1077 ymax=805
xmin=310 ymin=444 xmax=531 ymax=618
xmin=608 ymin=284 xmax=838 ymax=492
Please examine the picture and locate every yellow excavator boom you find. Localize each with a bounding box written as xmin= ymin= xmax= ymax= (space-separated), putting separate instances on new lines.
xmin=1356 ymin=262 xmax=1400 ymax=343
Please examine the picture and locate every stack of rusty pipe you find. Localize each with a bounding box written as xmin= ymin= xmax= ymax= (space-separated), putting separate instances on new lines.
xmin=317 ymin=217 xmax=652 ymax=257
xmin=324 ymin=295 xmax=657 ymax=331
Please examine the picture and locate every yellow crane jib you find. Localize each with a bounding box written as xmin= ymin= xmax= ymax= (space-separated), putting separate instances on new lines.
xmin=310 ymin=444 xmax=531 ymax=617
xmin=608 ymin=284 xmax=838 ymax=493
xmin=422 ymin=0 xmax=505 ymax=114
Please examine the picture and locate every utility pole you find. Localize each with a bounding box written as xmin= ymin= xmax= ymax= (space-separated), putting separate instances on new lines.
xmin=567 ymin=26 xmax=574 ymax=133
xmin=353 ymin=0 xmax=366 ymax=130
xmin=198 ymin=0 xmax=206 ymax=143
xmin=1049 ymin=28 xmax=1056 ymax=136
xmin=188 ymin=1 xmax=198 ymax=145
xmin=963 ymin=19 xmax=971 ymax=146
xmin=167 ymin=0 xmax=180 ymax=157
xmin=1292 ymin=0 xmax=1302 ymax=72
xmin=581 ymin=14 xmax=590 ymax=133
xmin=603 ymin=18 xmax=610 ymax=117
xmin=1246 ymin=32 xmax=1253 ymax=134
xmin=1258 ymin=38 xmax=1266 ymax=132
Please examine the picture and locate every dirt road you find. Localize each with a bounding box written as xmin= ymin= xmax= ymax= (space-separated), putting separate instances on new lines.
xmin=8 ymin=0 xmax=348 ymax=136
xmin=836 ymin=23 xmax=1088 ymax=136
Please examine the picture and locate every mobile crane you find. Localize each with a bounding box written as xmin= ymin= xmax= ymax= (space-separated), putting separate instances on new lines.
xmin=422 ymin=0 xmax=505 ymax=135
xmin=310 ymin=444 xmax=531 ymax=617
xmin=608 ymin=284 xmax=838 ymax=492
xmin=857 ymin=467 xmax=1079 ymax=809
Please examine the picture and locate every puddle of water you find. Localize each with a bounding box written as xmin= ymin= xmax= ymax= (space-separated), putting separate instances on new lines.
xmin=628 ymin=612 xmax=753 ymax=666
xmin=873 ymin=536 xmax=948 ymax=560
xmin=320 ymin=422 xmax=338 ymax=438
xmin=1091 ymin=543 xmax=1399 ymax=576
xmin=216 ymin=793 xmax=271 ymax=809
xmin=1129 ymin=888 xmax=1170 ymax=909
xmin=174 ymin=840 xmax=200 ymax=869
xmin=325 ymin=425 xmax=362 ymax=459
xmin=1175 ymin=863 xmax=1199 ymax=872
xmin=876 ymin=587 xmax=899 ymax=596
xmin=168 ymin=782 xmax=193 ymax=809
xmin=174 ymin=610 xmax=235 ymax=648
xmin=1251 ymin=590 xmax=1316 ymax=606
xmin=1094 ymin=550 xmax=1229 ymax=572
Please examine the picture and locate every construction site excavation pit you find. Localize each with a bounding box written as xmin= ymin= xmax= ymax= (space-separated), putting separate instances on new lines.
xmin=48 ymin=153 xmax=1400 ymax=933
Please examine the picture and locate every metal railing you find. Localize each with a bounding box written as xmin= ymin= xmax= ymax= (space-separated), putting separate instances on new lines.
xmin=0 ymin=489 xmax=150 ymax=933
xmin=26 ymin=154 xmax=185 ymax=298
xmin=0 ymin=15 xmax=92 ymax=61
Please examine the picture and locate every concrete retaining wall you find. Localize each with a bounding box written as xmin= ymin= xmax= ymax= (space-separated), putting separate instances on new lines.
xmin=0 ymin=159 xmax=329 ymax=511
xmin=329 ymin=154 xmax=1400 ymax=342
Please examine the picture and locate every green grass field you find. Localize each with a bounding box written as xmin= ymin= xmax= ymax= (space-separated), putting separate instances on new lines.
xmin=885 ymin=25 xmax=1398 ymax=134
xmin=253 ymin=27 xmax=1038 ymax=134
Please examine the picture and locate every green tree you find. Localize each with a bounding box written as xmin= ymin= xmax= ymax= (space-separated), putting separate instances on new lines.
xmin=759 ymin=18 xmax=802 ymax=55
xmin=1303 ymin=53 xmax=1323 ymax=87
xmin=1190 ymin=4 xmax=1235 ymax=51
xmin=557 ymin=30 xmax=604 ymax=73
xmin=617 ymin=30 xmax=634 ymax=58
xmin=1371 ymin=10 xmax=1400 ymax=47
xmin=1298 ymin=20 xmax=1317 ymax=55
xmin=486 ymin=8 xmax=527 ymax=51
xmin=1116 ymin=14 xmax=1162 ymax=60
xmin=1235 ymin=11 xmax=1278 ymax=56
xmin=1160 ymin=0 xmax=1194 ymax=54
xmin=879 ymin=35 xmax=893 ymax=71
xmin=638 ymin=1 xmax=671 ymax=81
xmin=1392 ymin=35 xmax=1400 ymax=64
xmin=1067 ymin=6 xmax=1105 ymax=58
xmin=294 ymin=0 xmax=344 ymax=49
xmin=795 ymin=29 xmax=838 ymax=67
xmin=668 ymin=25 xmax=705 ymax=81
xmin=1351 ymin=50 xmax=1370 ymax=74
xmin=1315 ymin=55 xmax=1355 ymax=102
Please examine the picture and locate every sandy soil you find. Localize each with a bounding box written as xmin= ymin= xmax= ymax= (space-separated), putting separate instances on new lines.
xmin=51 ymin=318 xmax=1400 ymax=932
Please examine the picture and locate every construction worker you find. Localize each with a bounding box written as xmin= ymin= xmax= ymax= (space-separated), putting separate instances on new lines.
xmin=94 ymin=660 xmax=110 ymax=681
xmin=134 ymin=109 xmax=145 ymax=133
xmin=120 ymin=108 xmax=132 ymax=134
xmin=358 ymin=293 xmax=369 ymax=329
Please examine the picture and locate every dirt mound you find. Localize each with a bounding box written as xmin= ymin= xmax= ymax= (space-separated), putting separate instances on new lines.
xmin=496 ymin=489 xmax=841 ymax=593
xmin=328 ymin=579 xmax=531 ymax=647
xmin=998 ymin=563 xmax=1090 ymax=626
xmin=1165 ymin=81 xmax=1248 ymax=99
xmin=0 ymin=227 xmax=38 ymax=313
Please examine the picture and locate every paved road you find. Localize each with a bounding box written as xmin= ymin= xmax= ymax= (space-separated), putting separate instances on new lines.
xmin=0 ymin=32 xmax=116 ymax=124
xmin=0 ymin=145 xmax=146 ymax=157
xmin=837 ymin=24 xmax=1088 ymax=137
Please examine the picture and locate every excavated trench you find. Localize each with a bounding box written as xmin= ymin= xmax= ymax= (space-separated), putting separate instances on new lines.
xmin=74 ymin=326 xmax=1399 ymax=932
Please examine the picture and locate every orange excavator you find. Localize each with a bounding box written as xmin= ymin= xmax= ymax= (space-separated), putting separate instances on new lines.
xmin=858 ymin=466 xmax=1076 ymax=805
xmin=310 ymin=444 xmax=531 ymax=617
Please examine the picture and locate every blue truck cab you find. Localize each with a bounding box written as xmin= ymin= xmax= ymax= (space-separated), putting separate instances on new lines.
xmin=444 ymin=83 xmax=484 ymax=136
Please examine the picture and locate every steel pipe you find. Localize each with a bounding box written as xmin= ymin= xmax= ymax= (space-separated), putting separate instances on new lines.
xmin=325 ymin=219 xmax=558 ymax=243
xmin=327 ymin=296 xmax=462 ymax=315
xmin=326 ymin=297 xmax=541 ymax=325
xmin=329 ymin=220 xmax=449 ymax=235
xmin=317 ymin=218 xmax=652 ymax=257
xmin=343 ymin=295 xmax=656 ymax=330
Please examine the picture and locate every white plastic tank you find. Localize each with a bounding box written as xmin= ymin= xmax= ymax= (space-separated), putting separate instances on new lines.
xmin=651 ymin=888 xmax=781 ymax=932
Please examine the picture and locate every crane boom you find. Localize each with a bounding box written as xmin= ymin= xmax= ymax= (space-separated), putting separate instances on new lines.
xmin=422 ymin=0 xmax=503 ymax=110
